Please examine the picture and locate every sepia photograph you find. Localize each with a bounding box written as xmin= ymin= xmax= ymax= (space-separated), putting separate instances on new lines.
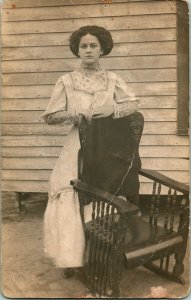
xmin=1 ymin=0 xmax=190 ymax=298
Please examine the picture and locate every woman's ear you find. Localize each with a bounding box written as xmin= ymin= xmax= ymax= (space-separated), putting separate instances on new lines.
xmin=100 ymin=49 xmax=104 ymax=56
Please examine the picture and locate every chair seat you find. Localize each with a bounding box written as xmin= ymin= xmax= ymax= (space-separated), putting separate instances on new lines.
xmin=124 ymin=215 xmax=183 ymax=267
xmin=125 ymin=215 xmax=179 ymax=253
xmin=85 ymin=214 xmax=183 ymax=263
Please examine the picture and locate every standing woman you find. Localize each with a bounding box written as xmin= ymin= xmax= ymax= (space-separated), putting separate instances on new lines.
xmin=42 ymin=25 xmax=139 ymax=278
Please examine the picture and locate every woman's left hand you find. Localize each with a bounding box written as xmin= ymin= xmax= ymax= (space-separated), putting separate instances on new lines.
xmin=92 ymin=105 xmax=114 ymax=118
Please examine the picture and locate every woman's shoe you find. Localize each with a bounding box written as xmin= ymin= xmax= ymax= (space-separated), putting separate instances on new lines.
xmin=62 ymin=268 xmax=75 ymax=279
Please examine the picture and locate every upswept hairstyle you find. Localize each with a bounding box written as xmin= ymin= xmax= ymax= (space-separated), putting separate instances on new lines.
xmin=69 ymin=25 xmax=113 ymax=57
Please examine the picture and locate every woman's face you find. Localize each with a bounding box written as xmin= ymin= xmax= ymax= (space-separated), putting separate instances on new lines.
xmin=78 ymin=33 xmax=103 ymax=65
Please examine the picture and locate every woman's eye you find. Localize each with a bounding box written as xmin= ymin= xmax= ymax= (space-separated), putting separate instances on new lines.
xmin=91 ymin=44 xmax=97 ymax=48
xmin=80 ymin=44 xmax=87 ymax=49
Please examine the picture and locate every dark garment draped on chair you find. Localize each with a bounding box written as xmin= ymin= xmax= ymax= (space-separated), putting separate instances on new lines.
xmin=79 ymin=113 xmax=144 ymax=199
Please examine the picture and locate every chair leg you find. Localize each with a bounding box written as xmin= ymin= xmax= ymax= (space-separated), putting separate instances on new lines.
xmin=144 ymin=259 xmax=185 ymax=284
xmin=109 ymin=267 xmax=121 ymax=298
xmin=173 ymin=248 xmax=185 ymax=280
xmin=173 ymin=204 xmax=189 ymax=281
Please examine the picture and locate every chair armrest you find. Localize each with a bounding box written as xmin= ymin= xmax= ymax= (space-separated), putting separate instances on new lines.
xmin=139 ymin=168 xmax=189 ymax=195
xmin=70 ymin=179 xmax=139 ymax=216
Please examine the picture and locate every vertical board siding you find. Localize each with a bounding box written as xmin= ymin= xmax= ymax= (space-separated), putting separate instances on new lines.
xmin=1 ymin=0 xmax=189 ymax=193
xmin=176 ymin=0 xmax=189 ymax=135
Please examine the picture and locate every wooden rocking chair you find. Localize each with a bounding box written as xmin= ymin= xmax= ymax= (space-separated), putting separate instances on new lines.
xmin=71 ymin=113 xmax=189 ymax=297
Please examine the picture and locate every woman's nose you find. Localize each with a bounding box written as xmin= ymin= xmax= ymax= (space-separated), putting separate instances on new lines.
xmin=86 ymin=46 xmax=92 ymax=52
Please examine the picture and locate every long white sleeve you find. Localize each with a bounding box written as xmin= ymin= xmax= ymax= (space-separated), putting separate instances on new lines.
xmin=41 ymin=77 xmax=78 ymax=124
xmin=113 ymin=74 xmax=140 ymax=118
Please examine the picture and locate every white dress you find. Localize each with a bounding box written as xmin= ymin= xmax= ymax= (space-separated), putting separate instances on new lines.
xmin=42 ymin=68 xmax=140 ymax=268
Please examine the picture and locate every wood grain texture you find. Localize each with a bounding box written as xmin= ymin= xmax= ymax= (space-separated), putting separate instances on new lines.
xmin=2 ymin=0 xmax=172 ymax=8
xmin=2 ymin=69 xmax=177 ymax=85
xmin=139 ymin=146 xmax=189 ymax=158
xmin=2 ymin=0 xmax=142 ymax=8
xmin=2 ymin=170 xmax=188 ymax=183
xmin=2 ymin=123 xmax=70 ymax=135
xmin=2 ymin=180 xmax=184 ymax=194
xmin=1 ymin=180 xmax=49 ymax=192
xmin=2 ymin=157 xmax=189 ymax=171
xmin=2 ymin=157 xmax=58 ymax=169
xmin=2 ymin=55 xmax=177 ymax=73
xmin=1 ymin=29 xmax=176 ymax=47
xmin=2 ymin=82 xmax=177 ymax=98
xmin=2 ymin=99 xmax=50 ymax=110
xmin=1 ymin=96 xmax=177 ymax=111
xmin=139 ymin=172 xmax=189 ymax=184
xmin=2 ymin=111 xmax=45 ymax=123
xmin=1 ymin=135 xmax=67 ymax=147
xmin=2 ymin=69 xmax=177 ymax=84
xmin=0 ymin=180 xmax=177 ymax=194
xmin=2 ymin=134 xmax=189 ymax=147
xmin=2 ymin=170 xmax=52 ymax=181
xmin=2 ymin=2 xmax=176 ymax=22
xmin=2 ymin=147 xmax=63 ymax=157
xmin=1 ymin=122 xmax=177 ymax=135
xmin=2 ymin=15 xmax=176 ymax=34
xmin=2 ymin=42 xmax=176 ymax=60
xmin=2 ymin=145 xmax=189 ymax=158
xmin=1 ymin=109 xmax=177 ymax=123
xmin=177 ymin=0 xmax=189 ymax=135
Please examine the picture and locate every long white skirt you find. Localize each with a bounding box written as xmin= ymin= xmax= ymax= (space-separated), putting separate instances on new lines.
xmin=44 ymin=126 xmax=92 ymax=268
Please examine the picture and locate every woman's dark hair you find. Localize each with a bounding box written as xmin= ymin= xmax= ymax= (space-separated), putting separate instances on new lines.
xmin=69 ymin=25 xmax=113 ymax=57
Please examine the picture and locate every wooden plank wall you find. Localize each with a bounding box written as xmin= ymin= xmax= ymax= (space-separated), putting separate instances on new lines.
xmin=1 ymin=0 xmax=189 ymax=194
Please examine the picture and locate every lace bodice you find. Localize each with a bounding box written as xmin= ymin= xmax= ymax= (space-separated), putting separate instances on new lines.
xmin=42 ymin=66 xmax=140 ymax=125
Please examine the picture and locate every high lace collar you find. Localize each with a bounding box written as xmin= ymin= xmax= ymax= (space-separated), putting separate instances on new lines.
xmin=70 ymin=65 xmax=108 ymax=94
xmin=80 ymin=62 xmax=101 ymax=72
xmin=79 ymin=62 xmax=102 ymax=77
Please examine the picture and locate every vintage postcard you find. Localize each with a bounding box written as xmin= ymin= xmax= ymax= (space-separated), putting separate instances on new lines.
xmin=1 ymin=0 xmax=190 ymax=298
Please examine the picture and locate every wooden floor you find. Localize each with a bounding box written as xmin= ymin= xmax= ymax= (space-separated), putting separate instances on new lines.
xmin=1 ymin=196 xmax=190 ymax=299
